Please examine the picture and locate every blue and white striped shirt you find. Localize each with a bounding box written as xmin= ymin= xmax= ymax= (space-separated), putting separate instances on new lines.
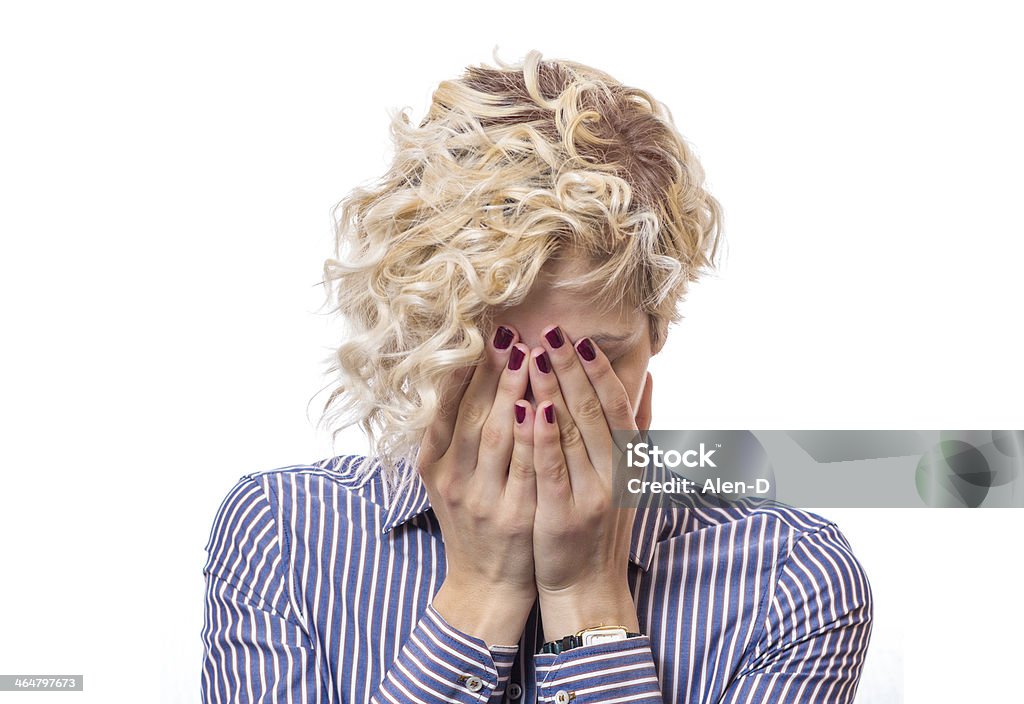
xmin=201 ymin=454 xmax=873 ymax=703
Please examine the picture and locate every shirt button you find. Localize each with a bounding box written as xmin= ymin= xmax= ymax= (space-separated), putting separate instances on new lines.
xmin=507 ymin=682 xmax=522 ymax=699
xmin=554 ymin=690 xmax=572 ymax=704
xmin=465 ymin=675 xmax=484 ymax=692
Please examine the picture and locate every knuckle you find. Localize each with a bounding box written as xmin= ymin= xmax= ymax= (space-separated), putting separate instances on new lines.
xmin=551 ymin=351 xmax=577 ymax=374
xmin=436 ymin=474 xmax=463 ymax=505
xmin=552 ymin=479 xmax=574 ymax=502
xmin=573 ymin=395 xmax=606 ymax=424
xmin=496 ymin=371 xmax=521 ymax=396
xmin=479 ymin=421 xmax=505 ymax=449
xmin=587 ymin=359 xmax=613 ymax=381
xmin=540 ymin=464 xmax=572 ymax=494
xmin=465 ymin=493 xmax=490 ymax=519
xmin=586 ymin=491 xmax=611 ymax=514
xmin=538 ymin=458 xmax=565 ymax=479
xmin=508 ymin=456 xmax=534 ymax=481
xmin=606 ymin=392 xmax=633 ymax=419
xmin=560 ymin=421 xmax=586 ymax=451
xmin=459 ymin=400 xmax=489 ymax=428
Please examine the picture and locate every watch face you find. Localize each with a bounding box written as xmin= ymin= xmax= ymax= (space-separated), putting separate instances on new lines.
xmin=581 ymin=627 xmax=628 ymax=646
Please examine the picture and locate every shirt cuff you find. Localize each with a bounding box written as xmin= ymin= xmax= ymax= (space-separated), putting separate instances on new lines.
xmin=397 ymin=603 xmax=520 ymax=703
xmin=534 ymin=635 xmax=661 ymax=703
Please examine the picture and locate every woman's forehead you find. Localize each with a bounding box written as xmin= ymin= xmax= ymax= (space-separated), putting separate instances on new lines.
xmin=495 ymin=293 xmax=645 ymax=346
xmin=491 ymin=253 xmax=648 ymax=343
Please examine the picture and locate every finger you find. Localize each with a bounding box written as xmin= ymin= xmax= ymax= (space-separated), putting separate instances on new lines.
xmin=572 ymin=337 xmax=640 ymax=478
xmin=533 ymin=400 xmax=574 ymax=511
xmin=538 ymin=324 xmax=612 ymax=468
xmin=476 ymin=342 xmax=531 ymax=496
xmin=446 ymin=324 xmax=520 ymax=475
xmin=421 ymin=325 xmax=520 ymax=482
xmin=528 ymin=345 xmax=595 ymax=494
xmin=503 ymin=400 xmax=537 ymax=509
xmin=417 ymin=364 xmax=474 ymax=470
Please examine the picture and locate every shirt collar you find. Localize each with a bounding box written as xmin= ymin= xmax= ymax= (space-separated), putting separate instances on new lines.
xmin=381 ymin=459 xmax=672 ymax=572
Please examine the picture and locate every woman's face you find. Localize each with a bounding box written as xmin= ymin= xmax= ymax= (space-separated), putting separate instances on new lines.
xmin=492 ymin=257 xmax=655 ymax=417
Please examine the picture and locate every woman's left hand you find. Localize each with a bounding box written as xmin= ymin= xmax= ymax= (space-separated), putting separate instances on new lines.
xmin=525 ymin=325 xmax=653 ymax=642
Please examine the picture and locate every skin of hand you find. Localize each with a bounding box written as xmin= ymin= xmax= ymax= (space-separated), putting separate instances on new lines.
xmin=421 ymin=325 xmax=540 ymax=648
xmin=423 ymin=273 xmax=655 ymax=648
xmin=525 ymin=324 xmax=654 ymax=642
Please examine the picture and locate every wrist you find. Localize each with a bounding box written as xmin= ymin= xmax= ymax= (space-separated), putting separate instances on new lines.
xmin=537 ymin=581 xmax=640 ymax=642
xmin=433 ymin=575 xmax=535 ymax=649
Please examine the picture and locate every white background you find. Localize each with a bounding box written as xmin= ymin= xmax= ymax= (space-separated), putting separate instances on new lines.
xmin=1 ymin=1 xmax=1021 ymax=702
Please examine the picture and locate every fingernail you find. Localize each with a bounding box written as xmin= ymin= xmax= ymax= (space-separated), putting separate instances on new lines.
xmin=515 ymin=403 xmax=526 ymax=424
xmin=508 ymin=346 xmax=525 ymax=370
xmin=493 ymin=326 xmax=513 ymax=350
xmin=576 ymin=337 xmax=596 ymax=361
xmin=544 ymin=326 xmax=564 ymax=348
xmin=543 ymin=404 xmax=555 ymax=424
xmin=535 ymin=351 xmax=551 ymax=373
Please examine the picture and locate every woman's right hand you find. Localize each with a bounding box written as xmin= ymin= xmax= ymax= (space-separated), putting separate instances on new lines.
xmin=418 ymin=324 xmax=538 ymax=648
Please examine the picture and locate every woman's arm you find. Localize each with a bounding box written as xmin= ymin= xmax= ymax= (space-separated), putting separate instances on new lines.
xmin=202 ymin=474 xmax=524 ymax=704
xmin=201 ymin=475 xmax=327 ymax=702
xmin=717 ymin=523 xmax=874 ymax=703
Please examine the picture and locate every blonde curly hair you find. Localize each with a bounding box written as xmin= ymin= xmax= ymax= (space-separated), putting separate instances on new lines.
xmin=313 ymin=48 xmax=724 ymax=497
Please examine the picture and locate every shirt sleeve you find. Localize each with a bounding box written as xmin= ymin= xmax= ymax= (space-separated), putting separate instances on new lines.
xmin=202 ymin=475 xmax=519 ymax=704
xmin=370 ymin=603 xmax=520 ymax=704
xmin=201 ymin=475 xmax=329 ymax=703
xmin=719 ymin=522 xmax=875 ymax=703
xmin=533 ymin=636 xmax=663 ymax=703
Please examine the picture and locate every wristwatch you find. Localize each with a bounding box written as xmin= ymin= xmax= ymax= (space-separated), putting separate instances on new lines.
xmin=539 ymin=625 xmax=642 ymax=655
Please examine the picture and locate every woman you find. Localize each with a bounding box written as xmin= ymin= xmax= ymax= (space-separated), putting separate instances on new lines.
xmin=201 ymin=50 xmax=873 ymax=703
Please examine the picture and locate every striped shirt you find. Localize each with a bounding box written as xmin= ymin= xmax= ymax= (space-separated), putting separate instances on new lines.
xmin=201 ymin=454 xmax=873 ymax=703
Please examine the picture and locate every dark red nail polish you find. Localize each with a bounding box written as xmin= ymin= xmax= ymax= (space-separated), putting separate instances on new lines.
xmin=515 ymin=404 xmax=526 ymax=424
xmin=535 ymin=352 xmax=551 ymax=373
xmin=544 ymin=326 xmax=564 ymax=348
xmin=576 ymin=337 xmax=596 ymax=361
xmin=493 ymin=326 xmax=513 ymax=350
xmin=543 ymin=404 xmax=554 ymax=424
xmin=508 ymin=346 xmax=525 ymax=370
